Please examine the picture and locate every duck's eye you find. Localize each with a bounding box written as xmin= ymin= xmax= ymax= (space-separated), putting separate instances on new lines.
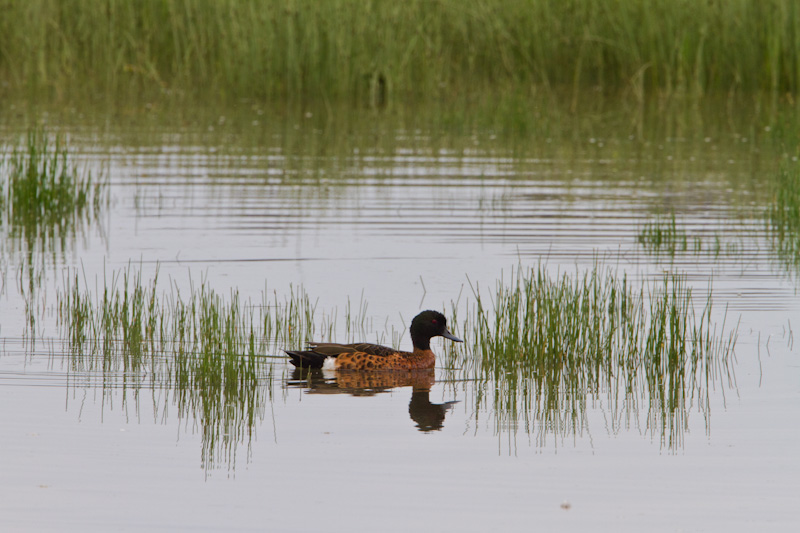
xmin=431 ymin=319 xmax=438 ymax=324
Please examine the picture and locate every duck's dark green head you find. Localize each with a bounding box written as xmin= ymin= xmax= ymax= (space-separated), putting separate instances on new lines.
xmin=410 ymin=310 xmax=463 ymax=350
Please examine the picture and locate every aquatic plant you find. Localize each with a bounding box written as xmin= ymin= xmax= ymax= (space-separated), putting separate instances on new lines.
xmin=51 ymin=260 xmax=739 ymax=462
xmin=1 ymin=129 xmax=107 ymax=336
xmin=443 ymin=263 xmax=737 ymax=450
xmin=3 ymin=0 xmax=800 ymax=104
xmin=0 ymin=130 xmax=105 ymax=243
xmin=55 ymin=266 xmax=374 ymax=470
xmin=767 ymin=162 xmax=800 ymax=267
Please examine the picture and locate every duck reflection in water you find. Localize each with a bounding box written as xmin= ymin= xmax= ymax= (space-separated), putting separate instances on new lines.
xmin=287 ymin=368 xmax=458 ymax=432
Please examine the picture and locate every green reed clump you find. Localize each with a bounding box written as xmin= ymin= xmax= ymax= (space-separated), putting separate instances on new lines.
xmin=1 ymin=130 xmax=105 ymax=238
xmin=54 ymin=266 xmax=358 ymax=470
xmin=3 ymin=0 xmax=800 ymax=104
xmin=2 ymin=130 xmax=107 ymax=337
xmin=448 ymin=264 xmax=737 ymax=449
xmin=57 ymin=267 xmax=317 ymax=376
xmin=767 ymin=163 xmax=800 ymax=266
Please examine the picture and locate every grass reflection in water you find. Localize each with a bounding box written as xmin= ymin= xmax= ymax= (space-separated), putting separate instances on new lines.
xmin=53 ymin=262 xmax=737 ymax=470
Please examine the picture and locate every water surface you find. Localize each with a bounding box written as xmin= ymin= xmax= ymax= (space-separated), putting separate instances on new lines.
xmin=1 ymin=103 xmax=798 ymax=531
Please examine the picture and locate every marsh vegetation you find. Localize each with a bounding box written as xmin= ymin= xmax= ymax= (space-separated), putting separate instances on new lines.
xmin=0 ymin=4 xmax=798 ymax=526
xmin=767 ymin=162 xmax=800 ymax=267
xmin=1 ymin=130 xmax=106 ymax=252
xmin=1 ymin=130 xmax=107 ymax=334
xmin=52 ymin=267 xmax=382 ymax=468
xmin=4 ymin=0 xmax=800 ymax=105
xmin=42 ymin=258 xmax=739 ymax=465
xmin=443 ymin=264 xmax=737 ymax=448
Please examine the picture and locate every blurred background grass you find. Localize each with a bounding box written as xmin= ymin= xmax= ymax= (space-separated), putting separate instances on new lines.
xmin=2 ymin=0 xmax=799 ymax=106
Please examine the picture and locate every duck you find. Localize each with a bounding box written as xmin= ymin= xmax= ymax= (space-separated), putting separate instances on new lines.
xmin=286 ymin=310 xmax=462 ymax=370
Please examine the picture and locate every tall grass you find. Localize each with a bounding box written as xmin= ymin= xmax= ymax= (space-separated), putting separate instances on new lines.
xmin=3 ymin=0 xmax=800 ymax=104
xmin=444 ymin=263 xmax=737 ymax=449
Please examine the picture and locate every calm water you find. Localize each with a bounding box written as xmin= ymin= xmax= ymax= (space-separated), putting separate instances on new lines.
xmin=1 ymin=105 xmax=798 ymax=531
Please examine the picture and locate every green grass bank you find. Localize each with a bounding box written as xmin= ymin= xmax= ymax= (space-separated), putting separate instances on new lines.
xmin=3 ymin=0 xmax=800 ymax=104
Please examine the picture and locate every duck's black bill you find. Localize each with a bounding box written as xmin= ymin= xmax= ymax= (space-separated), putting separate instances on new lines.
xmin=442 ymin=329 xmax=463 ymax=343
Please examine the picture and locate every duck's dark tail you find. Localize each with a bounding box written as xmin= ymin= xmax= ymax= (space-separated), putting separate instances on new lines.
xmin=285 ymin=350 xmax=328 ymax=369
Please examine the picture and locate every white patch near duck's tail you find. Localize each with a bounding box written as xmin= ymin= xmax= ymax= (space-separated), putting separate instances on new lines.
xmin=322 ymin=357 xmax=338 ymax=371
